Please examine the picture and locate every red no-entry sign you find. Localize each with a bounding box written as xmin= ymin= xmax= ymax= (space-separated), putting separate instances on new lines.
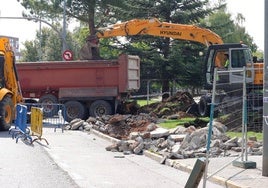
xmin=62 ymin=50 xmax=73 ymax=61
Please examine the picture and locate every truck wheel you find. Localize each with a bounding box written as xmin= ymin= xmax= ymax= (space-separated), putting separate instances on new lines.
xmin=89 ymin=100 xmax=112 ymax=117
xmin=0 ymin=96 xmax=14 ymax=131
xmin=198 ymin=95 xmax=211 ymax=117
xmin=39 ymin=94 xmax=58 ymax=117
xmin=64 ymin=100 xmax=86 ymax=122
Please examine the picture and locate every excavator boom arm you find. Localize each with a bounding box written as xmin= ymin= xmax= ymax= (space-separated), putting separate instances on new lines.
xmin=96 ymin=18 xmax=223 ymax=46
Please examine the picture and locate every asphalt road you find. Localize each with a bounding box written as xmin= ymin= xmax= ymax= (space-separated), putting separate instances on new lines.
xmin=0 ymin=125 xmax=223 ymax=188
xmin=0 ymin=129 xmax=79 ymax=188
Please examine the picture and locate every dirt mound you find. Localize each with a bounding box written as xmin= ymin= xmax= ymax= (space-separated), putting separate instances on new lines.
xmin=86 ymin=114 xmax=158 ymax=140
xmin=137 ymin=91 xmax=198 ymax=118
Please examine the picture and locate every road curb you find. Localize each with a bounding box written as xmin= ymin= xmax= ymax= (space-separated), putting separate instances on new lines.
xmin=143 ymin=150 xmax=246 ymax=188
xmin=90 ymin=129 xmax=120 ymax=143
xmin=90 ymin=129 xmax=245 ymax=188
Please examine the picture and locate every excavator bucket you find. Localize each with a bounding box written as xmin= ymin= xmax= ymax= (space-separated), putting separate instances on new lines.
xmin=79 ymin=35 xmax=100 ymax=60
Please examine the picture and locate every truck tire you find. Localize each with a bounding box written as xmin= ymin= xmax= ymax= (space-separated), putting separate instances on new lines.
xmin=89 ymin=100 xmax=112 ymax=117
xmin=39 ymin=94 xmax=58 ymax=117
xmin=0 ymin=96 xmax=14 ymax=131
xmin=198 ymin=95 xmax=211 ymax=117
xmin=64 ymin=100 xmax=86 ymax=122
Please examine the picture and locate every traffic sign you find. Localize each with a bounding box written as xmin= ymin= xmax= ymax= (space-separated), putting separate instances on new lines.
xmin=62 ymin=50 xmax=73 ymax=61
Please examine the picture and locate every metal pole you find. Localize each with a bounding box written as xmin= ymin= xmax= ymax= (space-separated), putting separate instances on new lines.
xmin=242 ymin=66 xmax=248 ymax=162
xmin=202 ymin=67 xmax=218 ymax=188
xmin=147 ymin=80 xmax=150 ymax=105
xmin=262 ymin=0 xmax=268 ymax=176
xmin=62 ymin=0 xmax=67 ymax=53
xmin=39 ymin=16 xmax=42 ymax=61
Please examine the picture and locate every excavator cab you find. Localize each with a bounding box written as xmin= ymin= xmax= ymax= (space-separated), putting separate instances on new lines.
xmin=198 ymin=43 xmax=256 ymax=117
xmin=204 ymin=43 xmax=254 ymax=90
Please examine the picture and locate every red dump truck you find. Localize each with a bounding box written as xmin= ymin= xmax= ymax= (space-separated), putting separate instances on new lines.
xmin=16 ymin=54 xmax=140 ymax=122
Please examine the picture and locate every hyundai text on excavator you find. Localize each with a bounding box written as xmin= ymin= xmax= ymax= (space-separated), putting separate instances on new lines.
xmin=84 ymin=18 xmax=263 ymax=117
xmin=0 ymin=37 xmax=23 ymax=131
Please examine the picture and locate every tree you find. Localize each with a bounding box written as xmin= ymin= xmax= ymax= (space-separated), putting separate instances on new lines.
xmin=20 ymin=26 xmax=74 ymax=61
xmin=105 ymin=0 xmax=218 ymax=94
xmin=18 ymin=0 xmax=220 ymax=94
xmin=18 ymin=0 xmax=259 ymax=96
xmin=18 ymin=0 xmax=127 ymax=58
xmin=202 ymin=4 xmax=258 ymax=52
xmin=20 ymin=41 xmax=39 ymax=62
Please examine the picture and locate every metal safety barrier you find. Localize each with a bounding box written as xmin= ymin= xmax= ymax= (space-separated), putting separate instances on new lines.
xmin=9 ymin=104 xmax=32 ymax=143
xmin=30 ymin=107 xmax=48 ymax=145
xmin=23 ymin=103 xmax=67 ymax=133
xmin=9 ymin=103 xmax=66 ymax=144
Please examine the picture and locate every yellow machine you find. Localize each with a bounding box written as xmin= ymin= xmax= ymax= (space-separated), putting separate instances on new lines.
xmin=0 ymin=37 xmax=23 ymax=131
xmin=96 ymin=18 xmax=223 ymax=46
xmin=91 ymin=18 xmax=263 ymax=116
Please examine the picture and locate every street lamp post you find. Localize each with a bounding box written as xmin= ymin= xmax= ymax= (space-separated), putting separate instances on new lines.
xmin=263 ymin=0 xmax=268 ymax=177
xmin=62 ymin=0 xmax=67 ymax=54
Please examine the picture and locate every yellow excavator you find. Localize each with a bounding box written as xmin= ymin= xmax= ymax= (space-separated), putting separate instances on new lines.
xmin=0 ymin=37 xmax=23 ymax=131
xmin=81 ymin=18 xmax=263 ymax=117
xmin=96 ymin=18 xmax=223 ymax=46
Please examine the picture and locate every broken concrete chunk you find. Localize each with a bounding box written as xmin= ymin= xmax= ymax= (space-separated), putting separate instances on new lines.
xmin=71 ymin=120 xmax=84 ymax=130
xmin=168 ymin=134 xmax=186 ymax=142
xmin=150 ymin=127 xmax=170 ymax=138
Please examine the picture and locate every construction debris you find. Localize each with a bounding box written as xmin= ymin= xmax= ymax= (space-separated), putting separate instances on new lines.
xmin=65 ymin=115 xmax=263 ymax=160
xmin=63 ymin=92 xmax=262 ymax=159
xmin=137 ymin=91 xmax=199 ymax=118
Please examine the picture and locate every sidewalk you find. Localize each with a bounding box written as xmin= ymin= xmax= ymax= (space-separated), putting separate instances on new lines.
xmin=41 ymin=126 xmax=268 ymax=188
xmin=41 ymin=127 xmax=222 ymax=188
xmin=92 ymin=129 xmax=268 ymax=188
xmin=144 ymin=150 xmax=267 ymax=188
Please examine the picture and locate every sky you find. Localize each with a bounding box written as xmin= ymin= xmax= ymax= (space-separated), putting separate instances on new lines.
xmin=226 ymin=0 xmax=264 ymax=50
xmin=0 ymin=0 xmax=265 ymax=51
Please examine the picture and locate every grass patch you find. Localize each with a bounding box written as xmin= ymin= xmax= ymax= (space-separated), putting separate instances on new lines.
xmin=159 ymin=117 xmax=209 ymax=129
xmin=137 ymin=99 xmax=158 ymax=106
xmin=226 ymin=131 xmax=263 ymax=141
xmin=160 ymin=119 xmax=263 ymax=142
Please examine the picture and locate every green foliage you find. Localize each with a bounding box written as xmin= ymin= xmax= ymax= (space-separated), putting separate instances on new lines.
xmin=21 ymin=26 xmax=75 ymax=61
xmin=136 ymin=99 xmax=158 ymax=107
xmin=105 ymin=0 xmax=217 ymax=93
xmin=159 ymin=117 xmax=209 ymax=129
xmin=202 ymin=3 xmax=258 ymax=52
xmin=19 ymin=0 xmax=260 ymax=92
xmin=253 ymin=50 xmax=264 ymax=60
xmin=226 ymin=131 xmax=263 ymax=141
xmin=160 ymin=119 xmax=183 ymax=129
xmin=20 ymin=41 xmax=39 ymax=62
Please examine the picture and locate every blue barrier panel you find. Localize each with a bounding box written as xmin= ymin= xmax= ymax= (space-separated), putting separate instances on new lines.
xmin=9 ymin=104 xmax=27 ymax=137
xmin=15 ymin=104 xmax=28 ymax=132
xmin=10 ymin=104 xmax=32 ymax=143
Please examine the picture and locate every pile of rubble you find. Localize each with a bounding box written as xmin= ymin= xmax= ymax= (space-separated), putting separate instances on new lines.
xmin=137 ymin=91 xmax=199 ymax=117
xmin=63 ymin=91 xmax=263 ymax=159
xmin=65 ymin=114 xmax=263 ymax=160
